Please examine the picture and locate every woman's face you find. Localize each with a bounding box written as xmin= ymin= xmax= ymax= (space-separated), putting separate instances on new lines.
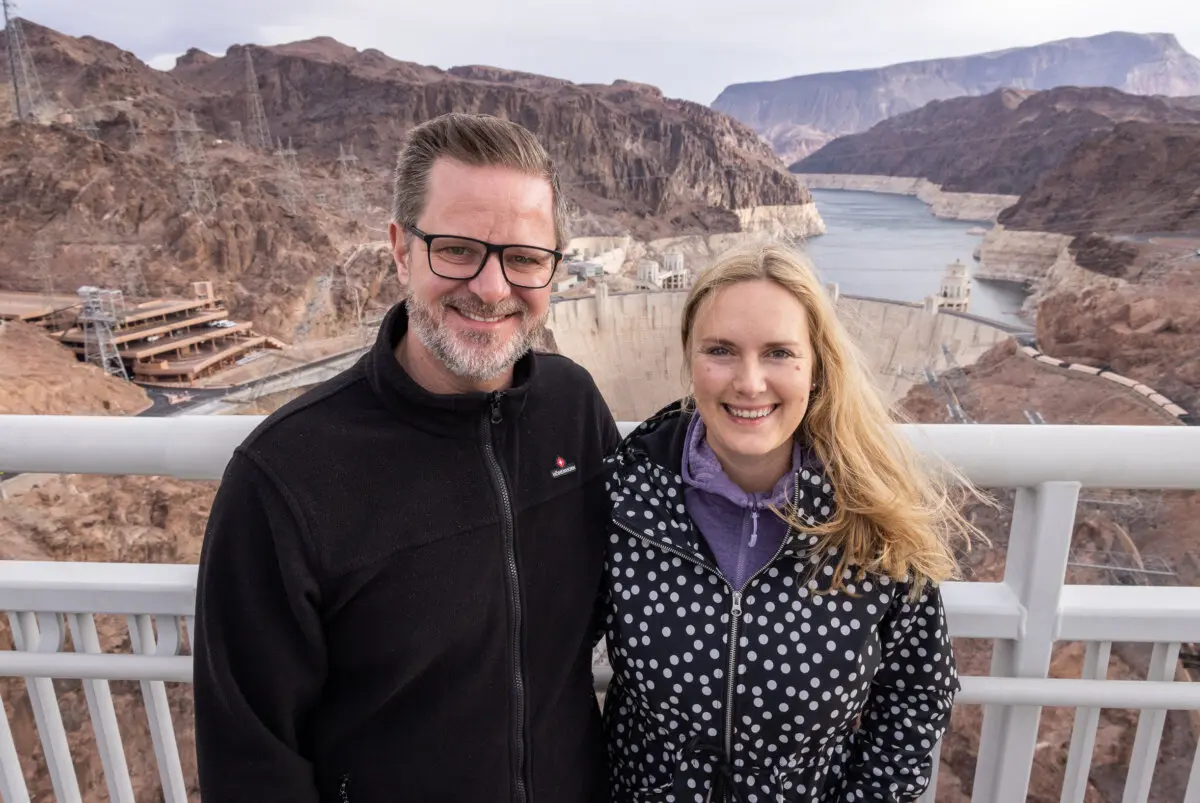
xmin=689 ymin=279 xmax=816 ymax=470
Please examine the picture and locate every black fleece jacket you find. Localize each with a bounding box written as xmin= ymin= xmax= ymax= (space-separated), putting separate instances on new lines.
xmin=193 ymin=303 xmax=620 ymax=803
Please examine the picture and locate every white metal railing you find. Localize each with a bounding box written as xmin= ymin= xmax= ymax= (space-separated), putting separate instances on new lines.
xmin=1 ymin=415 xmax=1200 ymax=803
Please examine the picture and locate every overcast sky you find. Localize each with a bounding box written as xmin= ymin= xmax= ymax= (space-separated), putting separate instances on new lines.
xmin=19 ymin=0 xmax=1200 ymax=103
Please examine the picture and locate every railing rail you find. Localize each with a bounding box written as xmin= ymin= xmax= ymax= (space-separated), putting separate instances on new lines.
xmin=2 ymin=415 xmax=1200 ymax=803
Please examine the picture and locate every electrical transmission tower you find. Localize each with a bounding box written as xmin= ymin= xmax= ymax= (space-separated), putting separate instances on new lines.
xmin=229 ymin=120 xmax=244 ymax=148
xmin=243 ymin=50 xmax=272 ymax=150
xmin=77 ymin=286 xmax=129 ymax=380
xmin=3 ymin=0 xmax=46 ymax=121
xmin=31 ymin=239 xmax=53 ymax=302
xmin=120 ymin=249 xmax=150 ymax=299
xmin=337 ymin=143 xmax=366 ymax=215
xmin=274 ymin=136 xmax=304 ymax=213
xmin=75 ymin=109 xmax=99 ymax=140
xmin=171 ymin=111 xmax=217 ymax=215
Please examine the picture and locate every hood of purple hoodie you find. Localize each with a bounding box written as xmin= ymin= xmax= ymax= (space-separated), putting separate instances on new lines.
xmin=681 ymin=412 xmax=802 ymax=509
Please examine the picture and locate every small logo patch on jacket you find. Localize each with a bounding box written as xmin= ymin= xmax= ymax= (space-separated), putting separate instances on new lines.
xmin=551 ymin=456 xmax=577 ymax=478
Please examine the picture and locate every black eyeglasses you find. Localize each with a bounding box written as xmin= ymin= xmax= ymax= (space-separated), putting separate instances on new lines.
xmin=405 ymin=224 xmax=562 ymax=289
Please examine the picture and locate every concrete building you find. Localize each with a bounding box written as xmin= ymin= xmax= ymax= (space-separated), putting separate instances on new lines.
xmin=636 ymin=259 xmax=661 ymax=286
xmin=638 ymin=254 xmax=688 ymax=291
xmin=663 ymin=251 xmax=684 ymax=274
xmin=936 ymin=259 xmax=971 ymax=312
xmin=551 ymin=275 xmax=579 ymax=294
xmin=659 ymin=270 xmax=689 ymax=291
xmin=569 ymin=261 xmax=603 ymax=279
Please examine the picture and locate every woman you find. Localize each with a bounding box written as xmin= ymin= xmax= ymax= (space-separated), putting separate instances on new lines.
xmin=600 ymin=243 xmax=980 ymax=802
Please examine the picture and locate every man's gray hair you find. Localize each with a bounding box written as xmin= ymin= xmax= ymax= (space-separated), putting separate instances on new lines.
xmin=391 ymin=113 xmax=569 ymax=249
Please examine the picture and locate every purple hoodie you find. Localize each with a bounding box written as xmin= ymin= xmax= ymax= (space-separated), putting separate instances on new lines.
xmin=681 ymin=413 xmax=803 ymax=591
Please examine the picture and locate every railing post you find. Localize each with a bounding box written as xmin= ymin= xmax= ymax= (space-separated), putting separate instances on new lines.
xmin=7 ymin=612 xmax=82 ymax=803
xmin=0 ymin=688 xmax=31 ymax=803
xmin=972 ymin=481 xmax=1080 ymax=802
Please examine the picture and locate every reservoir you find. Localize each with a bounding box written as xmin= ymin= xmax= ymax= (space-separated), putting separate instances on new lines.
xmin=803 ymin=189 xmax=1027 ymax=326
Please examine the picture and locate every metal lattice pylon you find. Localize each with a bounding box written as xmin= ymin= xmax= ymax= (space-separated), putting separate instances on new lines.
xmin=274 ymin=136 xmax=304 ymax=213
xmin=31 ymin=239 xmax=53 ymax=303
xmin=336 ymin=143 xmax=366 ymax=215
xmin=120 ymin=249 xmax=150 ymax=299
xmin=229 ymin=119 xmax=244 ymax=148
xmin=243 ymin=50 xmax=272 ymax=151
xmin=75 ymin=109 xmax=99 ymax=140
xmin=76 ymin=286 xmax=129 ymax=380
xmin=3 ymin=0 xmax=46 ymax=121
xmin=171 ymin=111 xmax=217 ymax=215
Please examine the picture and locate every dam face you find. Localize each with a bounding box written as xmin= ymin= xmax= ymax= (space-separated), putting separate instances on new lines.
xmin=544 ymin=289 xmax=1014 ymax=422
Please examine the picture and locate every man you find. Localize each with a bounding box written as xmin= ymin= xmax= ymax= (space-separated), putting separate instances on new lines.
xmin=194 ymin=113 xmax=619 ymax=802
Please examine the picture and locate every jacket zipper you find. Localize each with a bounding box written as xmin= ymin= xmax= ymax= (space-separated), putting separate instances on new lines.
xmin=614 ymin=478 xmax=801 ymax=791
xmin=483 ymin=391 xmax=528 ymax=803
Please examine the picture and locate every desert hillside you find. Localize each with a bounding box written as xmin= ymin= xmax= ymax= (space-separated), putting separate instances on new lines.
xmin=0 ymin=22 xmax=822 ymax=341
xmin=997 ymin=121 xmax=1200 ymax=236
xmin=713 ymin=31 xmax=1200 ymax=163
xmin=791 ymin=86 xmax=1200 ymax=196
xmin=0 ymin=320 xmax=150 ymax=415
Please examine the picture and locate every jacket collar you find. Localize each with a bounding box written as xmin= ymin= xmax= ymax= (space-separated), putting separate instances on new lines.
xmin=611 ymin=400 xmax=836 ymax=569
xmin=365 ymin=302 xmax=535 ymax=438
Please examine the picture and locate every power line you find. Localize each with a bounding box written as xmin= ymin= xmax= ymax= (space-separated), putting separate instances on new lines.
xmin=74 ymin=108 xmax=99 ymax=141
xmin=337 ymin=143 xmax=366 ymax=215
xmin=171 ymin=111 xmax=217 ymax=215
xmin=3 ymin=0 xmax=46 ymax=121
xmin=244 ymin=50 xmax=272 ymax=151
xmin=274 ymin=136 xmax=304 ymax=214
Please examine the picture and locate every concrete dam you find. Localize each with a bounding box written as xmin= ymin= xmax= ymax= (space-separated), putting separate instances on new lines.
xmin=545 ymin=287 xmax=1019 ymax=421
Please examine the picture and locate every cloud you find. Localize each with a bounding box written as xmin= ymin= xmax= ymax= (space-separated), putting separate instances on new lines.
xmin=19 ymin=0 xmax=1200 ymax=103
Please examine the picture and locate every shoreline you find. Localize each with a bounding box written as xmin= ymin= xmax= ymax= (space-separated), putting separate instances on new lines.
xmin=796 ymin=173 xmax=1020 ymax=223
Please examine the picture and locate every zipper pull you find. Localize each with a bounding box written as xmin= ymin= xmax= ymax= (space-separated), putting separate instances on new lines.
xmin=731 ymin=590 xmax=742 ymax=620
xmin=490 ymin=391 xmax=503 ymax=424
xmin=749 ymin=508 xmax=759 ymax=548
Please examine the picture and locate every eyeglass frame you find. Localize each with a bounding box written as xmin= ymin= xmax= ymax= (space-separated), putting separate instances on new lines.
xmin=404 ymin=224 xmax=564 ymax=289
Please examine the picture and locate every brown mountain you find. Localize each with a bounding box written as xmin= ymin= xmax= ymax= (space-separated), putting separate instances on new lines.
xmin=170 ymin=42 xmax=807 ymax=232
xmin=791 ymin=86 xmax=1200 ymax=196
xmin=997 ymin=121 xmax=1200 ymax=236
xmin=0 ymin=23 xmax=813 ymax=339
xmin=714 ymin=31 xmax=1200 ymax=163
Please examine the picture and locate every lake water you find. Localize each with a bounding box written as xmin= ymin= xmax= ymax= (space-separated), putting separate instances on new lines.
xmin=802 ymin=189 xmax=1027 ymax=326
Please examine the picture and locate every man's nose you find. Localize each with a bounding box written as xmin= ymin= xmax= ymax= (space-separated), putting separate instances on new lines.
xmin=467 ymin=252 xmax=511 ymax=305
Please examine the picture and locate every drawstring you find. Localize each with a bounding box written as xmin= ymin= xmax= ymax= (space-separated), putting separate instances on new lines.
xmin=749 ymin=507 xmax=759 ymax=548
xmin=689 ymin=740 xmax=746 ymax=803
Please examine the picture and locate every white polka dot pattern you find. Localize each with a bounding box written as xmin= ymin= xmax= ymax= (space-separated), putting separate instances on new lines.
xmin=599 ymin=427 xmax=958 ymax=802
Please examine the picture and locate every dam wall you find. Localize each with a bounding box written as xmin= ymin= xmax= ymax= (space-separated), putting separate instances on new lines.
xmin=545 ymin=289 xmax=1017 ymax=421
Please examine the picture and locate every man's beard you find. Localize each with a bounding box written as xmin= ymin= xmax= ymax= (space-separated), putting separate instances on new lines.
xmin=406 ymin=291 xmax=546 ymax=383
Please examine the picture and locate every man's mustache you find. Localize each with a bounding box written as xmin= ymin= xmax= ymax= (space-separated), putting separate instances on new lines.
xmin=441 ymin=294 xmax=528 ymax=319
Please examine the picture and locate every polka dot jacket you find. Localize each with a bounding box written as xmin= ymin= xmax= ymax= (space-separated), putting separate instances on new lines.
xmin=600 ymin=403 xmax=958 ymax=802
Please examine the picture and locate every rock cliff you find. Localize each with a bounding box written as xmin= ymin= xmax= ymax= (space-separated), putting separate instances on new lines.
xmin=1035 ymin=265 xmax=1200 ymax=413
xmin=714 ymin=32 xmax=1200 ymax=163
xmin=996 ymin=121 xmax=1200 ymax=236
xmin=0 ymin=119 xmax=400 ymax=340
xmin=0 ymin=22 xmax=817 ymax=340
xmin=791 ymin=86 xmax=1200 ymax=196
xmin=171 ymin=42 xmax=810 ymax=234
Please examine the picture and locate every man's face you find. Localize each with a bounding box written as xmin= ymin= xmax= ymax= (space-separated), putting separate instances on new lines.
xmin=390 ymin=158 xmax=556 ymax=390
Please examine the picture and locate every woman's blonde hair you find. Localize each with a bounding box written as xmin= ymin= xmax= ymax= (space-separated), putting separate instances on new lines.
xmin=681 ymin=241 xmax=988 ymax=593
